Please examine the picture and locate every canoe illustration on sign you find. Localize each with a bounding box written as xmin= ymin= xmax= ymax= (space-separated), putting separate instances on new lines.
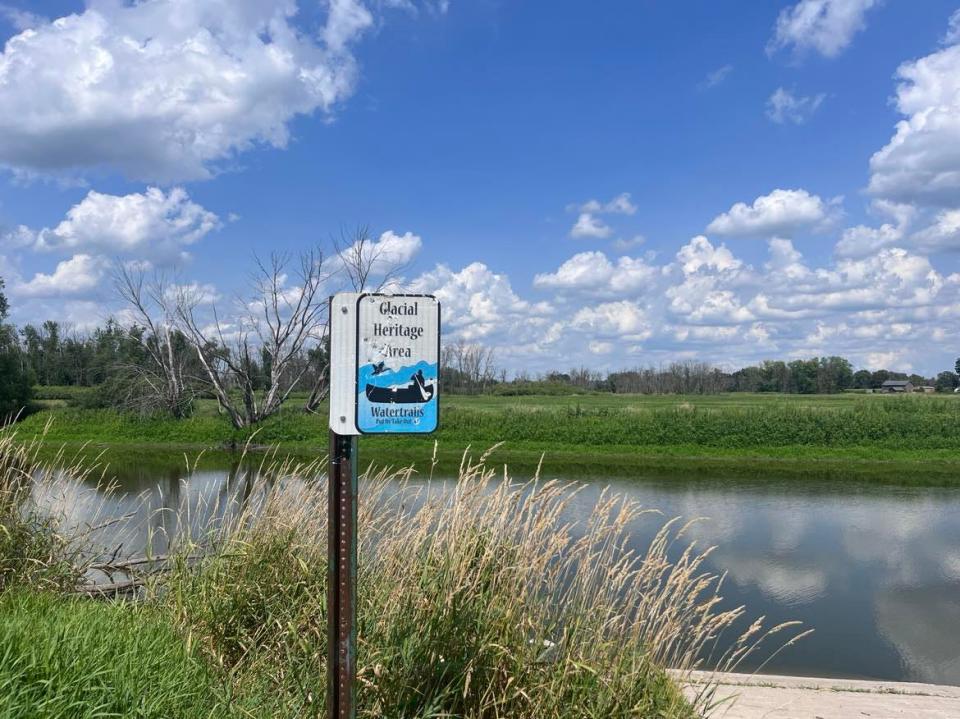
xmin=365 ymin=369 xmax=434 ymax=404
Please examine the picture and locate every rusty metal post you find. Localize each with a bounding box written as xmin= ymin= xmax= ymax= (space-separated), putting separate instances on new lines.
xmin=328 ymin=430 xmax=358 ymax=719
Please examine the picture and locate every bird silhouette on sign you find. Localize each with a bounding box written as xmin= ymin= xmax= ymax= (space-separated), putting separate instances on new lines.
xmin=371 ymin=361 xmax=387 ymax=376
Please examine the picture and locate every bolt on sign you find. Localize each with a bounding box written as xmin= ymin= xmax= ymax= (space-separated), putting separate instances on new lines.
xmin=326 ymin=292 xmax=439 ymax=719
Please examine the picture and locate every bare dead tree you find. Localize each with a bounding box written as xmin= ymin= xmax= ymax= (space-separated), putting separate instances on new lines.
xmin=333 ymin=225 xmax=409 ymax=293
xmin=115 ymin=267 xmax=195 ymax=418
xmin=441 ymin=339 xmax=497 ymax=394
xmin=177 ymin=249 xmax=329 ymax=428
xmin=301 ymin=226 xmax=412 ymax=413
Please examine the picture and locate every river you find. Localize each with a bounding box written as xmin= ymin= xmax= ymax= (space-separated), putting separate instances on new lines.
xmin=36 ymin=452 xmax=960 ymax=686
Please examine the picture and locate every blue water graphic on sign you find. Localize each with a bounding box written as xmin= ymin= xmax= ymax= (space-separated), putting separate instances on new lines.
xmin=356 ymin=360 xmax=438 ymax=433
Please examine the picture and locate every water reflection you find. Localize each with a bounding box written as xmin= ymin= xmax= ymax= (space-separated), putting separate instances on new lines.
xmin=30 ymin=457 xmax=960 ymax=686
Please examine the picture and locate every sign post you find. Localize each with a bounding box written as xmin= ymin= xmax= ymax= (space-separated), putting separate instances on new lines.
xmin=327 ymin=292 xmax=440 ymax=719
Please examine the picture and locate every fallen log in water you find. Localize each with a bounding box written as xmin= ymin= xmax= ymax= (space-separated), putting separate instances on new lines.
xmin=77 ymin=553 xmax=206 ymax=598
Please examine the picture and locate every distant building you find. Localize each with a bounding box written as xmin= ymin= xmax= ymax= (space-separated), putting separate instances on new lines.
xmin=881 ymin=380 xmax=913 ymax=393
xmin=916 ymin=386 xmax=936 ymax=394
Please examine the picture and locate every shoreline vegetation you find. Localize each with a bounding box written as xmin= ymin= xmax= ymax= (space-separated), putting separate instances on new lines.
xmin=9 ymin=392 xmax=960 ymax=482
xmin=0 ymin=433 xmax=808 ymax=718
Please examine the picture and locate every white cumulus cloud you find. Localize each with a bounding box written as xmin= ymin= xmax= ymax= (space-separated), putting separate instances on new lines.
xmin=359 ymin=230 xmax=424 ymax=273
xmin=569 ymin=192 xmax=636 ymax=239
xmin=570 ymin=213 xmax=613 ymax=239
xmin=707 ymin=189 xmax=839 ymax=238
xmin=408 ymin=261 xmax=551 ymax=345
xmin=26 ymin=187 xmax=220 ymax=261
xmin=533 ymin=251 xmax=656 ymax=295
xmin=834 ymin=201 xmax=915 ymax=258
xmin=13 ymin=254 xmax=107 ymax=299
xmin=911 ymin=209 xmax=960 ymax=253
xmin=768 ymin=0 xmax=880 ymax=59
xmin=868 ymin=38 xmax=960 ymax=205
xmin=0 ymin=0 xmax=398 ymax=182
xmin=945 ymin=9 xmax=960 ymax=46
xmin=571 ymin=301 xmax=652 ymax=339
xmin=578 ymin=192 xmax=637 ymax=216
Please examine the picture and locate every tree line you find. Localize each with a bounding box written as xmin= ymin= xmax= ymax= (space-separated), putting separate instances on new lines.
xmin=3 ymin=258 xmax=960 ymax=424
xmin=442 ymin=354 xmax=960 ymax=396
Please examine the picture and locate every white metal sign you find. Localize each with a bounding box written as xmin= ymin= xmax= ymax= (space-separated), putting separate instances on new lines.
xmin=328 ymin=292 xmax=440 ymax=435
xmin=355 ymin=293 xmax=439 ymax=434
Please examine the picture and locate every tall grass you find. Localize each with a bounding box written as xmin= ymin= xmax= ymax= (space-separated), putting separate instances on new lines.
xmin=436 ymin=398 xmax=960 ymax=449
xmin=156 ymin=451 xmax=808 ymax=718
xmin=0 ymin=429 xmax=809 ymax=717
xmin=0 ymin=430 xmax=96 ymax=594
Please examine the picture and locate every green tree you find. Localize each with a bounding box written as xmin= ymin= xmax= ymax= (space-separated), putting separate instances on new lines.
xmin=935 ymin=371 xmax=959 ymax=392
xmin=787 ymin=359 xmax=818 ymax=394
xmin=0 ymin=278 xmax=32 ymax=419
xmin=816 ymin=356 xmax=853 ymax=393
xmin=955 ymin=358 xmax=960 ymax=376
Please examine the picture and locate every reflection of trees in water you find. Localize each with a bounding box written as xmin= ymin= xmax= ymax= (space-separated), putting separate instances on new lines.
xmin=149 ymin=459 xmax=279 ymax=556
xmin=28 ymin=459 xmax=282 ymax=563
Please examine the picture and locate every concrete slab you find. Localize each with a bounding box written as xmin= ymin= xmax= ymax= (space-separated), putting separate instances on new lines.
xmin=677 ymin=671 xmax=960 ymax=719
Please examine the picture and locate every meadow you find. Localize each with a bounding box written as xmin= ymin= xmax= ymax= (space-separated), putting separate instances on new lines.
xmin=13 ymin=391 xmax=960 ymax=481
xmin=0 ymin=432 xmax=805 ymax=718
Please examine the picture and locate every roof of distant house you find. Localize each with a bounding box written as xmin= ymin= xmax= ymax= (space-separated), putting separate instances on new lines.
xmin=881 ymin=380 xmax=911 ymax=386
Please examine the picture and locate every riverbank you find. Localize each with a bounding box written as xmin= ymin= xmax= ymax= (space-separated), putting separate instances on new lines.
xmin=2 ymin=434 xmax=803 ymax=719
xmin=10 ymin=393 xmax=960 ymax=482
xmin=679 ymin=671 xmax=960 ymax=718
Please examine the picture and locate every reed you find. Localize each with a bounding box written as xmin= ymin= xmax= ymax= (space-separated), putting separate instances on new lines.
xmin=0 ymin=427 xmax=93 ymax=594
xmin=156 ymin=449 xmax=808 ymax=717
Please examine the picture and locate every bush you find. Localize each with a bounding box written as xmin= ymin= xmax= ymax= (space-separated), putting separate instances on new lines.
xmin=490 ymin=381 xmax=597 ymax=396
xmin=74 ymin=372 xmax=194 ymax=418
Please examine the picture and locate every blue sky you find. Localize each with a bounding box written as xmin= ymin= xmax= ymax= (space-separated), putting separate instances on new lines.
xmin=1 ymin=0 xmax=960 ymax=375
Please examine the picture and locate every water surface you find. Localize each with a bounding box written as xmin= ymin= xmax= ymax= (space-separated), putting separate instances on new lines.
xmin=42 ymin=453 xmax=960 ymax=686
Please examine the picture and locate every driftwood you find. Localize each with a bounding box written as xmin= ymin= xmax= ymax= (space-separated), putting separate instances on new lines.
xmin=75 ymin=578 xmax=147 ymax=597
xmin=89 ymin=553 xmax=177 ymax=571
xmin=76 ymin=553 xmax=205 ymax=598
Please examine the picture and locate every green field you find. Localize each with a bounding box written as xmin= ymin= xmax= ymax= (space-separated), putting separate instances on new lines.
xmin=9 ymin=392 xmax=960 ymax=481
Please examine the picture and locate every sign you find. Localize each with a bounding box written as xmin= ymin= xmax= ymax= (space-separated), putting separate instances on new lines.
xmin=355 ymin=293 xmax=440 ymax=434
xmin=326 ymin=291 xmax=439 ymax=719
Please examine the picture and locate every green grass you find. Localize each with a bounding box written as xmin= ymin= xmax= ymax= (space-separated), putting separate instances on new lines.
xmin=0 ymin=592 xmax=224 ymax=719
xmin=9 ymin=392 xmax=960 ymax=480
xmin=0 ymin=436 xmax=732 ymax=718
